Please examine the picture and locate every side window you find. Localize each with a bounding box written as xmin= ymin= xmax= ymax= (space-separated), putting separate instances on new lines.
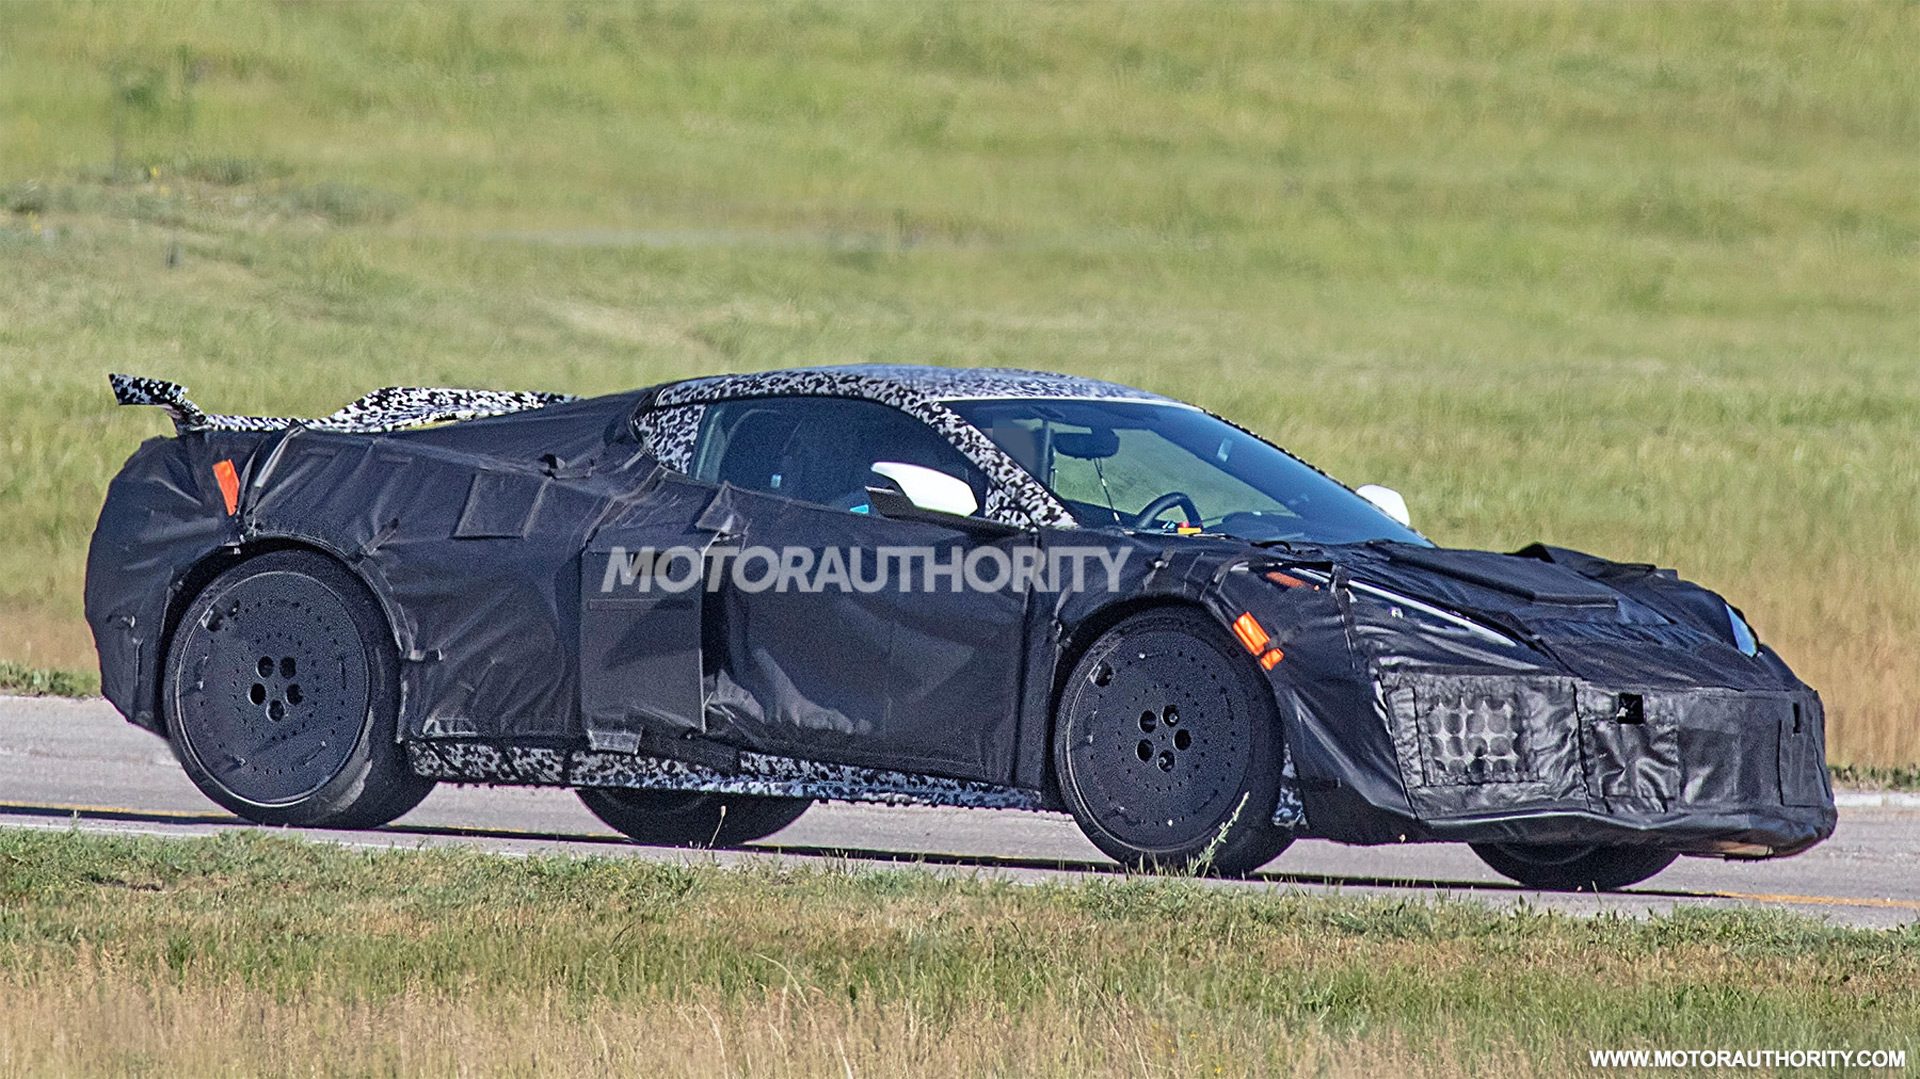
xmin=691 ymin=397 xmax=987 ymax=514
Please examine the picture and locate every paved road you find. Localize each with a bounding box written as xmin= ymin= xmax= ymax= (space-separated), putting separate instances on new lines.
xmin=4 ymin=695 xmax=1916 ymax=927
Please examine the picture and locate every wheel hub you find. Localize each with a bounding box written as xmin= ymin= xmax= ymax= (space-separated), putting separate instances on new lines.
xmin=1133 ymin=701 xmax=1195 ymax=774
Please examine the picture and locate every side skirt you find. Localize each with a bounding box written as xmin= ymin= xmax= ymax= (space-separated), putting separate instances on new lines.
xmin=406 ymin=742 xmax=1048 ymax=811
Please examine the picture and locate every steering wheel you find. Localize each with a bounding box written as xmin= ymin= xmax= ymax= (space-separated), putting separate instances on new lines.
xmin=1129 ymin=491 xmax=1203 ymax=531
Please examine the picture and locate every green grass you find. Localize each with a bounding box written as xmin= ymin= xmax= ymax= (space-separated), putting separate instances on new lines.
xmin=0 ymin=828 xmax=1915 ymax=1076
xmin=1 ymin=2 xmax=1916 ymax=763
xmin=1829 ymin=763 xmax=1920 ymax=794
xmin=0 ymin=661 xmax=97 ymax=697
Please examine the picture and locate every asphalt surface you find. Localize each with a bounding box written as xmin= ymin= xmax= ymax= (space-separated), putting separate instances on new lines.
xmin=4 ymin=695 xmax=1917 ymax=928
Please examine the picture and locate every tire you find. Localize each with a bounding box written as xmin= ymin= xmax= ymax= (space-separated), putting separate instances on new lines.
xmin=162 ymin=550 xmax=434 ymax=829
xmin=1052 ymin=608 xmax=1294 ymax=876
xmin=578 ymin=789 xmax=812 ymax=848
xmin=1470 ymin=842 xmax=1678 ymax=892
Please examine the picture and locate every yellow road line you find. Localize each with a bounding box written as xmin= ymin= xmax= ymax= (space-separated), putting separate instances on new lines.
xmin=0 ymin=800 xmax=217 ymax=821
xmin=0 ymin=799 xmax=594 ymax=840
xmin=1699 ymin=889 xmax=1920 ymax=912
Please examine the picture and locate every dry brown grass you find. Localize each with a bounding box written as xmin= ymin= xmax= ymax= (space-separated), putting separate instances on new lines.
xmin=1 ymin=830 xmax=1917 ymax=1076
xmin=0 ymin=977 xmax=1517 ymax=1079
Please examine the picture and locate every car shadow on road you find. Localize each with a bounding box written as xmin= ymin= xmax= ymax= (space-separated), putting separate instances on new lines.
xmin=747 ymin=839 xmax=1657 ymax=899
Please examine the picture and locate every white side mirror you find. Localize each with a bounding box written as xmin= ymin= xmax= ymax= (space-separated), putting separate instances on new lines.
xmin=1355 ymin=484 xmax=1411 ymax=527
xmin=871 ymin=462 xmax=978 ymax=517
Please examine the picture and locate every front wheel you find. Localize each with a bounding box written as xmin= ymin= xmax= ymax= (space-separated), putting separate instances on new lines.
xmin=578 ymin=789 xmax=812 ymax=848
xmin=1052 ymin=609 xmax=1293 ymax=876
xmin=162 ymin=550 xmax=434 ymax=829
xmin=1471 ymin=842 xmax=1678 ymax=891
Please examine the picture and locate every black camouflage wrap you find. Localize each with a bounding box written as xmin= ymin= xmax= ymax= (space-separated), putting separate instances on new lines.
xmin=86 ymin=365 xmax=1833 ymax=855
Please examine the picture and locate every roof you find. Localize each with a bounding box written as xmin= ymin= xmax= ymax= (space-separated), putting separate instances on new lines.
xmin=651 ymin=364 xmax=1176 ymax=410
xmin=110 ymin=365 xmax=1175 ymax=438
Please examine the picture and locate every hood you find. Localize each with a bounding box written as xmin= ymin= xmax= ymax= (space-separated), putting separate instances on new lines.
xmin=1262 ymin=540 xmax=1802 ymax=692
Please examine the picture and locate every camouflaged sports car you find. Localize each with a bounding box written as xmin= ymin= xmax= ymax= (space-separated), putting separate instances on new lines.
xmin=86 ymin=366 xmax=1834 ymax=889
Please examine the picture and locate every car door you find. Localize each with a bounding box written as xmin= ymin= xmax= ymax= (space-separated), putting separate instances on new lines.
xmin=579 ymin=468 xmax=730 ymax=753
xmin=585 ymin=395 xmax=1037 ymax=783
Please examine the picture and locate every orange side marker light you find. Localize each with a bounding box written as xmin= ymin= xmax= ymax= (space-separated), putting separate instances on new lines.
xmin=212 ymin=459 xmax=240 ymax=516
xmin=1232 ymin=612 xmax=1283 ymax=669
xmin=1230 ymin=612 xmax=1269 ymax=654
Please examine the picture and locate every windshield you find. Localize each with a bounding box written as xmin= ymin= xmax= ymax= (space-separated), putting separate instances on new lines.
xmin=948 ymin=398 xmax=1427 ymax=546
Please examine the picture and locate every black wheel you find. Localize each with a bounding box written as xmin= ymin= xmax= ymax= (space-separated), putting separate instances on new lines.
xmin=1470 ymin=842 xmax=1678 ymax=891
xmin=162 ymin=550 xmax=433 ymax=828
xmin=1052 ymin=608 xmax=1293 ymax=876
xmin=578 ymin=789 xmax=812 ymax=848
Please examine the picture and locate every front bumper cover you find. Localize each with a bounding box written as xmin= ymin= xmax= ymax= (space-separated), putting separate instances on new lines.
xmin=1377 ymin=671 xmax=1835 ymax=856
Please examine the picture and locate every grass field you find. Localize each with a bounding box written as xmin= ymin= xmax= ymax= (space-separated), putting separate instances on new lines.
xmin=1 ymin=3 xmax=1916 ymax=762
xmin=0 ymin=828 xmax=1912 ymax=1076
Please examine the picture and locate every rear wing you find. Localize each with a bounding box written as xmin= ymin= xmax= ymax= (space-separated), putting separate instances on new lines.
xmin=108 ymin=374 xmax=574 ymax=435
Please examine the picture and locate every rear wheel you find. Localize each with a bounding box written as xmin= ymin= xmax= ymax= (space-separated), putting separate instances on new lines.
xmin=162 ymin=550 xmax=433 ymax=828
xmin=1052 ymin=609 xmax=1293 ymax=876
xmin=1471 ymin=842 xmax=1678 ymax=891
xmin=578 ymin=789 xmax=812 ymax=848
